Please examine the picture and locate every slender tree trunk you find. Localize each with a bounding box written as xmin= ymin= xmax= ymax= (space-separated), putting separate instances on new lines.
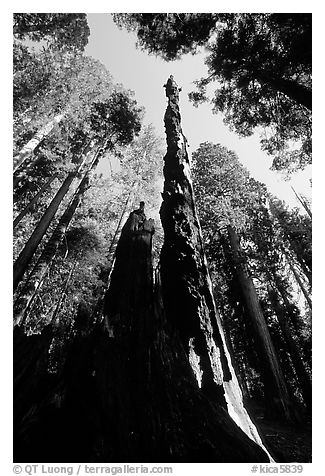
xmin=13 ymin=176 xmax=57 ymax=229
xmin=227 ymin=225 xmax=293 ymax=421
xmin=291 ymin=186 xmax=312 ymax=218
xmin=259 ymin=73 xmax=312 ymax=110
xmin=13 ymin=139 xmax=94 ymax=291
xmin=14 ymin=147 xmax=102 ymax=325
xmin=267 ymin=287 xmax=311 ymax=411
xmin=13 ymin=114 xmax=65 ymax=173
xmin=159 ymin=76 xmax=271 ymax=450
xmin=270 ymin=202 xmax=312 ymax=285
xmin=13 ymin=156 xmax=87 ymax=291
xmin=274 ymin=276 xmax=305 ymax=338
xmin=287 ymin=258 xmax=312 ymax=309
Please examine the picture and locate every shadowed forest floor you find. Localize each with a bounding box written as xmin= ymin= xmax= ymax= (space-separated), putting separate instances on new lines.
xmin=247 ymin=401 xmax=312 ymax=462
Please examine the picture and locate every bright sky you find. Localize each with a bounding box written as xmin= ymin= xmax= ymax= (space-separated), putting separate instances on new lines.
xmin=85 ymin=13 xmax=311 ymax=210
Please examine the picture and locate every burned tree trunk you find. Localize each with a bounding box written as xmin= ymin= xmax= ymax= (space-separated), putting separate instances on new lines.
xmin=14 ymin=204 xmax=270 ymax=462
xmin=159 ymin=76 xmax=270 ymax=454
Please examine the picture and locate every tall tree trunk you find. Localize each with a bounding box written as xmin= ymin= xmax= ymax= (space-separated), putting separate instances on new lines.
xmin=267 ymin=286 xmax=311 ymax=411
xmin=13 ymin=142 xmax=94 ymax=291
xmin=270 ymin=201 xmax=312 ymax=285
xmin=13 ymin=114 xmax=65 ymax=173
xmin=287 ymin=258 xmax=312 ymax=310
xmin=14 ymin=147 xmax=102 ymax=326
xmin=13 ymin=176 xmax=57 ymax=229
xmin=227 ymin=225 xmax=293 ymax=420
xmin=159 ymin=76 xmax=271 ymax=449
xmin=291 ymin=186 xmax=312 ymax=218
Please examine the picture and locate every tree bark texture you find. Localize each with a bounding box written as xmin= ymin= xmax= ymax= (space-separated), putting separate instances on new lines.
xmin=227 ymin=225 xmax=293 ymax=421
xmin=159 ymin=76 xmax=270 ymax=451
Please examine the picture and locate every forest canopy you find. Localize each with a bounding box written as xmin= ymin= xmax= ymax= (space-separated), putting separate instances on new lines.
xmin=114 ymin=13 xmax=312 ymax=174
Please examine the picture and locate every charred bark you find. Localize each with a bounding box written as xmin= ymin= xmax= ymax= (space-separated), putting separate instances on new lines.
xmin=13 ymin=208 xmax=270 ymax=462
xmin=159 ymin=76 xmax=270 ymax=452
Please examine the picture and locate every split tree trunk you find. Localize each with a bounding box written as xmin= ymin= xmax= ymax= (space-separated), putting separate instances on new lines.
xmin=159 ymin=76 xmax=271 ymax=451
xmin=227 ymin=225 xmax=293 ymax=420
xmin=14 ymin=209 xmax=269 ymax=462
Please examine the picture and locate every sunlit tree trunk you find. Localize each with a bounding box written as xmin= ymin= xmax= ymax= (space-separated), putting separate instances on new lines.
xmin=13 ymin=153 xmax=89 ymax=291
xmin=13 ymin=113 xmax=65 ymax=173
xmin=291 ymin=186 xmax=312 ymax=218
xmin=14 ymin=147 xmax=102 ymax=325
